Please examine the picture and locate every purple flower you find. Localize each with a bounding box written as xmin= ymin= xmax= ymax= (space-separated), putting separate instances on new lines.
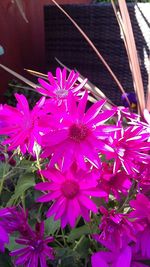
xmin=121 ymin=92 xmax=137 ymax=108
xmin=0 ymin=207 xmax=33 ymax=237
xmin=0 ymin=207 xmax=15 ymax=252
xmin=0 ymin=224 xmax=9 ymax=252
xmin=10 ymin=222 xmax=54 ymax=267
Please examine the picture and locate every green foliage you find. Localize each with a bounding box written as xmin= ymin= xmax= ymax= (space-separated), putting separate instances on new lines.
xmin=0 ymin=249 xmax=13 ymax=267
xmin=68 ymin=223 xmax=98 ymax=242
xmin=45 ymin=216 xmax=60 ymax=235
xmin=55 ymin=248 xmax=85 ymax=267
xmin=6 ymin=236 xmax=20 ymax=251
xmin=7 ymin=173 xmax=35 ymax=206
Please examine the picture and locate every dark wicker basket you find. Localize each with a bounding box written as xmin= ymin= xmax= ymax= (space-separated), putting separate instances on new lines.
xmin=44 ymin=3 xmax=150 ymax=105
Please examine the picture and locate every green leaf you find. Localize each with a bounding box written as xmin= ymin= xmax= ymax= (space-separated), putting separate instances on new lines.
xmin=74 ymin=236 xmax=90 ymax=259
xmin=56 ymin=248 xmax=83 ymax=267
xmin=0 ymin=249 xmax=13 ymax=267
xmin=7 ymin=173 xmax=35 ymax=206
xmin=0 ymin=162 xmax=10 ymax=180
xmin=68 ymin=225 xmax=91 ymax=242
xmin=45 ymin=216 xmax=60 ymax=235
xmin=6 ymin=236 xmax=20 ymax=251
xmin=68 ymin=223 xmax=98 ymax=243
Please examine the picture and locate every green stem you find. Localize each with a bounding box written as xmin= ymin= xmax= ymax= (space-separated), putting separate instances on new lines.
xmin=0 ymin=161 xmax=8 ymax=194
xmin=61 ymin=229 xmax=67 ymax=246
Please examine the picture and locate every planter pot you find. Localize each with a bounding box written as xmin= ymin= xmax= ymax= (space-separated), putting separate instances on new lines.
xmin=44 ymin=3 xmax=150 ymax=105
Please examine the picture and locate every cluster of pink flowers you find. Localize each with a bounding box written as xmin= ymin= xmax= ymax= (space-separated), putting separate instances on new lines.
xmin=0 ymin=68 xmax=150 ymax=267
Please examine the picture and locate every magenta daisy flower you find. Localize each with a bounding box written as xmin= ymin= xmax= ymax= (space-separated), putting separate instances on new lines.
xmin=10 ymin=222 xmax=54 ymax=267
xmin=0 ymin=207 xmax=24 ymax=252
xmin=132 ymin=162 xmax=150 ymax=190
xmin=113 ymin=106 xmax=139 ymax=122
xmin=91 ymin=247 xmax=149 ymax=267
xmin=0 ymin=208 xmax=12 ymax=252
xmin=0 ymin=94 xmax=46 ymax=154
xmin=130 ymin=194 xmax=150 ymax=258
xmin=91 ymin=246 xmax=132 ymax=267
xmin=105 ymin=125 xmax=150 ymax=174
xmin=128 ymin=109 xmax=150 ymax=141
xmin=98 ymin=162 xmax=131 ymax=200
xmin=93 ymin=206 xmax=137 ymax=251
xmin=35 ymin=167 xmax=106 ymax=228
xmin=41 ymin=92 xmax=116 ymax=170
xmin=0 ymin=207 xmax=33 ymax=237
xmin=37 ymin=67 xmax=87 ymax=100
xmin=0 ymin=224 xmax=9 ymax=252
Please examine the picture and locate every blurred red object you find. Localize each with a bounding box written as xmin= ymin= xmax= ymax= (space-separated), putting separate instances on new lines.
xmin=0 ymin=0 xmax=91 ymax=102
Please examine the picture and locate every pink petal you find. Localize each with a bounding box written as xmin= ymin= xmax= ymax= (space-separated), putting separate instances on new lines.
xmin=67 ymin=200 xmax=76 ymax=228
xmin=56 ymin=68 xmax=63 ymax=88
xmin=48 ymin=71 xmax=57 ymax=86
xmin=73 ymin=78 xmax=88 ymax=93
xmin=77 ymin=91 xmax=88 ymax=120
xmin=66 ymin=71 xmax=78 ymax=89
xmin=83 ymin=99 xmax=106 ymax=123
xmin=42 ymin=129 xmax=68 ymax=147
xmin=91 ymin=252 xmax=108 ymax=267
xmin=89 ymin=110 xmax=116 ymax=126
xmin=15 ymin=93 xmax=29 ymax=115
xmin=62 ymin=68 xmax=67 ymax=88
xmin=79 ymin=195 xmax=97 ymax=213
xmin=36 ymin=192 xmax=61 ymax=203
xmin=115 ymin=246 xmax=132 ymax=267
xmin=46 ymin=197 xmax=65 ymax=217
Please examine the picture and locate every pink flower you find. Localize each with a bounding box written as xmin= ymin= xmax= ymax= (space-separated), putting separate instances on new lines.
xmin=35 ymin=166 xmax=106 ymax=228
xmin=98 ymin=162 xmax=131 ymax=200
xmin=0 ymin=94 xmax=46 ymax=154
xmin=130 ymin=194 xmax=150 ymax=225
xmin=91 ymin=246 xmax=132 ymax=267
xmin=105 ymin=125 xmax=150 ymax=174
xmin=0 ymin=225 xmax=9 ymax=252
xmin=113 ymin=106 xmax=139 ymax=122
xmin=41 ymin=92 xmax=116 ymax=170
xmin=130 ymin=194 xmax=150 ymax=258
xmin=129 ymin=109 xmax=150 ymax=141
xmin=91 ymin=248 xmax=150 ymax=267
xmin=132 ymin=251 xmax=150 ymax=267
xmin=37 ymin=67 xmax=87 ymax=101
xmin=93 ymin=207 xmax=137 ymax=251
xmin=132 ymin=162 xmax=150 ymax=192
